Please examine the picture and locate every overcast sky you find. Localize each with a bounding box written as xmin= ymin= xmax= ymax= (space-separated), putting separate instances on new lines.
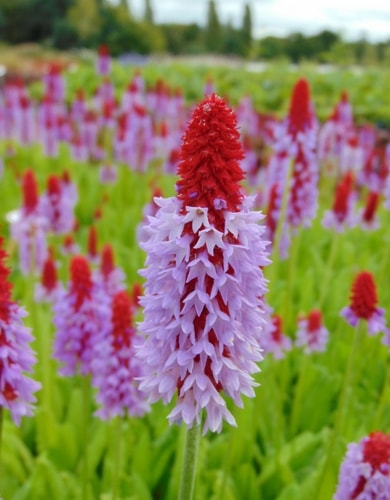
xmin=127 ymin=0 xmax=390 ymax=42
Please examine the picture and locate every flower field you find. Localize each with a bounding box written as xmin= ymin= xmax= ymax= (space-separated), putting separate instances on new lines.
xmin=1 ymin=53 xmax=390 ymax=499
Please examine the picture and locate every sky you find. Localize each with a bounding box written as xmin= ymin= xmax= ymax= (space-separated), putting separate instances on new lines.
xmin=128 ymin=0 xmax=390 ymax=42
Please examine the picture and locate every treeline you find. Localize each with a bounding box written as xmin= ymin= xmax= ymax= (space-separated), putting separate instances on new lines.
xmin=1 ymin=0 xmax=390 ymax=65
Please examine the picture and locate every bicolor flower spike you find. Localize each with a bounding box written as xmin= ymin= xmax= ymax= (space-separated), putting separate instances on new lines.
xmin=92 ymin=290 xmax=149 ymax=419
xmin=53 ymin=255 xmax=111 ymax=376
xmin=334 ymin=431 xmax=390 ymax=499
xmin=262 ymin=313 xmax=293 ymax=360
xmin=0 ymin=235 xmax=41 ymax=425
xmin=341 ymin=271 xmax=388 ymax=335
xmin=137 ymin=94 xmax=271 ymax=434
xmin=295 ymin=309 xmax=329 ymax=354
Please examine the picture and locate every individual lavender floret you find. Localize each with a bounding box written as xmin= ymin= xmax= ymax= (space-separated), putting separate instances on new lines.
xmin=99 ymin=164 xmax=117 ymax=184
xmin=0 ymin=235 xmax=41 ymax=425
xmin=92 ymin=290 xmax=149 ymax=419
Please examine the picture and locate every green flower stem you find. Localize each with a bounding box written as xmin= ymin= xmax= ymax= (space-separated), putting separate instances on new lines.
xmin=112 ymin=416 xmax=122 ymax=500
xmin=318 ymin=231 xmax=340 ymax=308
xmin=317 ymin=320 xmax=365 ymax=500
xmin=82 ymin=375 xmax=90 ymax=500
xmin=266 ymin=158 xmax=294 ymax=287
xmin=178 ymin=424 xmax=201 ymax=500
xmin=289 ymin=353 xmax=310 ymax=437
xmin=283 ymin=227 xmax=301 ymax=330
xmin=373 ymin=353 xmax=390 ymax=429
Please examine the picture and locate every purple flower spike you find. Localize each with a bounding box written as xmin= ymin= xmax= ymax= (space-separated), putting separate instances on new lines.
xmin=137 ymin=94 xmax=271 ymax=434
xmin=92 ymin=291 xmax=149 ymax=419
xmin=53 ymin=256 xmax=111 ymax=376
xmin=334 ymin=431 xmax=390 ymax=499
xmin=0 ymin=235 xmax=41 ymax=425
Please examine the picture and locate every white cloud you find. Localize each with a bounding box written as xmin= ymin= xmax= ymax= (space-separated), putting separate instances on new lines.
xmin=127 ymin=0 xmax=390 ymax=41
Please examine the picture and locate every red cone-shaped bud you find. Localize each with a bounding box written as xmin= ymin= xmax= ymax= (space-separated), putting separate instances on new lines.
xmin=70 ymin=256 xmax=93 ymax=311
xmin=98 ymin=44 xmax=109 ymax=57
xmin=333 ymin=171 xmax=354 ymax=221
xmin=176 ymin=93 xmax=245 ymax=226
xmin=271 ymin=314 xmax=283 ymax=342
xmin=350 ymin=271 xmax=378 ymax=320
xmin=87 ymin=225 xmax=98 ymax=259
xmin=112 ymin=290 xmax=133 ymax=350
xmin=351 ymin=432 xmax=390 ymax=498
xmin=362 ymin=192 xmax=380 ymax=224
xmin=47 ymin=174 xmax=61 ymax=197
xmin=22 ymin=170 xmax=39 ymax=215
xmin=41 ymin=254 xmax=57 ymax=293
xmin=62 ymin=169 xmax=71 ymax=184
xmin=101 ymin=244 xmax=115 ymax=279
xmin=288 ymin=78 xmax=311 ymax=136
xmin=307 ymin=309 xmax=322 ymax=332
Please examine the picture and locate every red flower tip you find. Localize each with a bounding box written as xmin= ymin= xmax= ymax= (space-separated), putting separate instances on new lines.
xmin=362 ymin=192 xmax=380 ymax=223
xmin=271 ymin=314 xmax=283 ymax=342
xmin=0 ymin=236 xmax=12 ymax=323
xmin=112 ymin=290 xmax=133 ymax=349
xmin=98 ymin=44 xmax=110 ymax=57
xmin=100 ymin=244 xmax=115 ymax=279
xmin=76 ymin=89 xmax=85 ymax=101
xmin=63 ymin=234 xmax=74 ymax=250
xmin=288 ymin=78 xmax=311 ymax=136
xmin=352 ymin=431 xmax=390 ymax=498
xmin=48 ymin=62 xmax=61 ymax=76
xmin=266 ymin=183 xmax=280 ymax=238
xmin=70 ymin=256 xmax=92 ymax=310
xmin=364 ymin=431 xmax=390 ymax=470
xmin=22 ymin=169 xmax=39 ymax=215
xmin=62 ymin=169 xmax=71 ymax=184
xmin=350 ymin=271 xmax=378 ymax=320
xmin=41 ymin=255 xmax=57 ymax=292
xmin=176 ymin=94 xmax=245 ymax=217
xmin=340 ymin=90 xmax=349 ymax=103
xmin=307 ymin=309 xmax=322 ymax=332
xmin=47 ymin=174 xmax=61 ymax=197
xmin=94 ymin=207 xmax=103 ymax=220
xmin=332 ymin=171 xmax=354 ymax=221
xmin=88 ymin=226 xmax=98 ymax=258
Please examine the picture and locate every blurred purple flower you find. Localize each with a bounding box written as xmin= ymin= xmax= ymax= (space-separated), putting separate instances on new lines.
xmin=0 ymin=235 xmax=41 ymax=425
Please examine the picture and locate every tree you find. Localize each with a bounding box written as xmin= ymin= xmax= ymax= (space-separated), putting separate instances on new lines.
xmin=205 ymin=0 xmax=222 ymax=53
xmin=96 ymin=5 xmax=165 ymax=55
xmin=67 ymin=0 xmax=101 ymax=42
xmin=241 ymin=3 xmax=252 ymax=57
xmin=144 ymin=0 xmax=154 ymax=24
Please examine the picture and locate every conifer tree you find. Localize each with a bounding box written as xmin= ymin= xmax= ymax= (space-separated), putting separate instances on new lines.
xmin=241 ymin=3 xmax=252 ymax=57
xmin=205 ymin=0 xmax=222 ymax=53
xmin=144 ymin=0 xmax=154 ymax=24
